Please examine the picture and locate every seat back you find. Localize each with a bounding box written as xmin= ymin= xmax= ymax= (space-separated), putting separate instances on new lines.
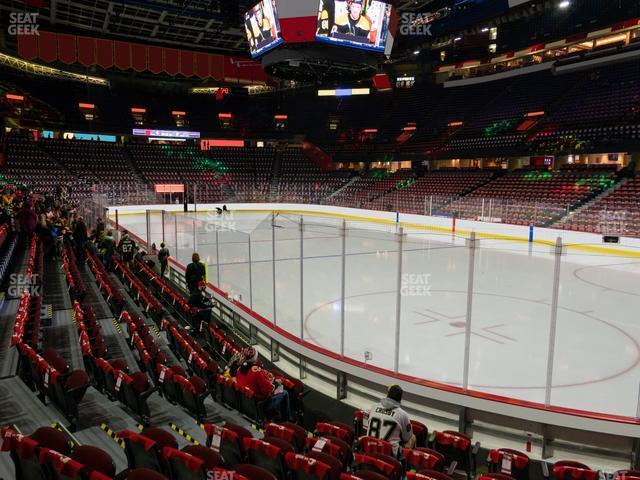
xmin=481 ymin=474 xmax=517 ymax=480
xmin=285 ymin=452 xmax=333 ymax=480
xmin=71 ymin=445 xmax=116 ymax=478
xmin=41 ymin=449 xmax=85 ymax=480
xmin=354 ymin=453 xmax=401 ymax=480
xmin=315 ymin=423 xmax=354 ymax=445
xmin=553 ymin=462 xmax=596 ymax=480
xmin=407 ymin=470 xmax=454 ymax=480
xmin=410 ymin=421 xmax=429 ymax=448
xmin=217 ymin=375 xmax=238 ymax=409
xmin=265 ymin=423 xmax=308 ymax=453
xmin=433 ymin=431 xmax=472 ymax=473
xmin=235 ymin=464 xmax=278 ymax=480
xmin=358 ymin=437 xmax=393 ymax=456
xmin=119 ymin=430 xmax=165 ymax=472
xmin=244 ymin=437 xmax=289 ymax=480
xmin=488 ymin=449 xmax=530 ymax=480
xmin=2 ymin=429 xmax=48 ymax=480
xmin=404 ymin=448 xmax=445 ymax=472
xmin=616 ymin=471 xmax=640 ymax=480
xmin=305 ymin=436 xmax=352 ymax=470
xmin=163 ymin=447 xmax=206 ymax=480
xmin=236 ymin=384 xmax=265 ymax=424
xmin=204 ymin=423 xmax=251 ymax=468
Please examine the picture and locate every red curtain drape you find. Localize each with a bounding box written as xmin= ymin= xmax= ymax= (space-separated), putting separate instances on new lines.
xmin=194 ymin=52 xmax=209 ymax=79
xmin=114 ymin=41 xmax=131 ymax=70
xmin=148 ymin=46 xmax=163 ymax=74
xmin=179 ymin=50 xmax=194 ymax=77
xmin=15 ymin=30 xmax=265 ymax=83
xmin=38 ymin=31 xmax=57 ymax=62
xmin=58 ymin=33 xmax=77 ymax=64
xmin=224 ymin=56 xmax=240 ymax=81
xmin=131 ymin=43 xmax=147 ymax=72
xmin=17 ymin=33 xmax=38 ymax=60
xmin=77 ymin=36 xmax=96 ymax=66
xmin=210 ymin=54 xmax=224 ymax=81
xmin=164 ymin=48 xmax=180 ymax=76
xmin=96 ymin=38 xmax=113 ymax=68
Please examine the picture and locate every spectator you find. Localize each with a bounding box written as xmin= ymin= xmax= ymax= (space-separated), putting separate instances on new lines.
xmin=158 ymin=243 xmax=170 ymax=278
xmin=99 ymin=230 xmax=116 ymax=271
xmin=0 ymin=203 xmax=12 ymax=228
xmin=236 ymin=347 xmax=290 ymax=422
xmin=51 ymin=217 xmax=65 ymax=257
xmin=36 ymin=214 xmax=53 ymax=258
xmin=363 ymin=385 xmax=416 ymax=456
xmin=185 ymin=253 xmax=206 ymax=293
xmin=17 ymin=201 xmax=37 ymax=236
xmin=188 ymin=280 xmax=213 ymax=329
xmin=117 ymin=230 xmax=137 ymax=268
xmin=92 ymin=218 xmax=106 ymax=242
xmin=73 ymin=217 xmax=88 ymax=265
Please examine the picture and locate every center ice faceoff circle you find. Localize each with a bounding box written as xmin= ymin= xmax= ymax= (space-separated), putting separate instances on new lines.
xmin=303 ymin=288 xmax=640 ymax=391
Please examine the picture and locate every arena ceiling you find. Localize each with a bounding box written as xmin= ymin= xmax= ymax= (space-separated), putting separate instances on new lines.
xmin=1 ymin=0 xmax=433 ymax=55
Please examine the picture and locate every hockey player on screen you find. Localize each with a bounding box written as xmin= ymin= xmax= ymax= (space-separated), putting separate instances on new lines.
xmin=332 ymin=0 xmax=372 ymax=40
xmin=252 ymin=4 xmax=274 ymax=46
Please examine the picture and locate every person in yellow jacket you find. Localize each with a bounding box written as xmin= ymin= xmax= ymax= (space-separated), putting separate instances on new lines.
xmin=332 ymin=0 xmax=372 ymax=40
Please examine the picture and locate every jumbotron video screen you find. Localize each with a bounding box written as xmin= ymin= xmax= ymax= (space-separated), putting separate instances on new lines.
xmin=316 ymin=0 xmax=392 ymax=53
xmin=244 ymin=0 xmax=283 ymax=58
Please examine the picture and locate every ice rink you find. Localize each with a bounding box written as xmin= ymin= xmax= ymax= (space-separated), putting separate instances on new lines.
xmin=118 ymin=209 xmax=640 ymax=418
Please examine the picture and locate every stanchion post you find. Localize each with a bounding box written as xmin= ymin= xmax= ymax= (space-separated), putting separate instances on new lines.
xmin=462 ymin=231 xmax=477 ymax=391
xmin=393 ymin=227 xmax=404 ymax=374
xmin=340 ymin=219 xmax=347 ymax=357
xmin=544 ymin=237 xmax=563 ymax=407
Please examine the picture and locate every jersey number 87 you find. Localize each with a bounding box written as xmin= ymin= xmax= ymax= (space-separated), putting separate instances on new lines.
xmin=367 ymin=417 xmax=395 ymax=441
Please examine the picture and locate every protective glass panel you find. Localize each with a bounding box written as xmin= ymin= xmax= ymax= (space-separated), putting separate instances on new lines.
xmin=273 ymin=213 xmax=303 ymax=336
xmin=344 ymin=220 xmax=399 ymax=371
xmin=468 ymin=236 xmax=553 ymax=405
xmin=552 ymin=242 xmax=640 ymax=417
xmin=301 ymin=216 xmax=344 ymax=352
xmin=248 ymin=213 xmax=276 ymax=322
xmin=398 ymin=228 xmax=469 ymax=385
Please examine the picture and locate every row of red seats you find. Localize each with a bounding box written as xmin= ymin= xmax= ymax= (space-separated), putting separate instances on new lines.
xmin=94 ymin=356 xmax=157 ymax=426
xmin=152 ymin=277 xmax=304 ymax=426
xmin=114 ymin=258 xmax=163 ymax=320
xmin=135 ymin=259 xmax=194 ymax=321
xmin=121 ymin=310 xmax=167 ymax=375
xmin=11 ymin=290 xmax=32 ymax=346
xmin=163 ymin=320 xmax=219 ymax=389
xmin=17 ymin=343 xmax=90 ymax=430
xmin=72 ymin=300 xmax=107 ymax=358
xmin=1 ymin=426 xmax=115 ymax=480
xmin=62 ymin=242 xmax=86 ymax=299
xmin=10 ymin=237 xmax=42 ymax=346
xmin=87 ymin=249 xmax=124 ymax=310
xmin=163 ymin=321 xmax=268 ymax=423
xmin=24 ymin=235 xmax=43 ymax=282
